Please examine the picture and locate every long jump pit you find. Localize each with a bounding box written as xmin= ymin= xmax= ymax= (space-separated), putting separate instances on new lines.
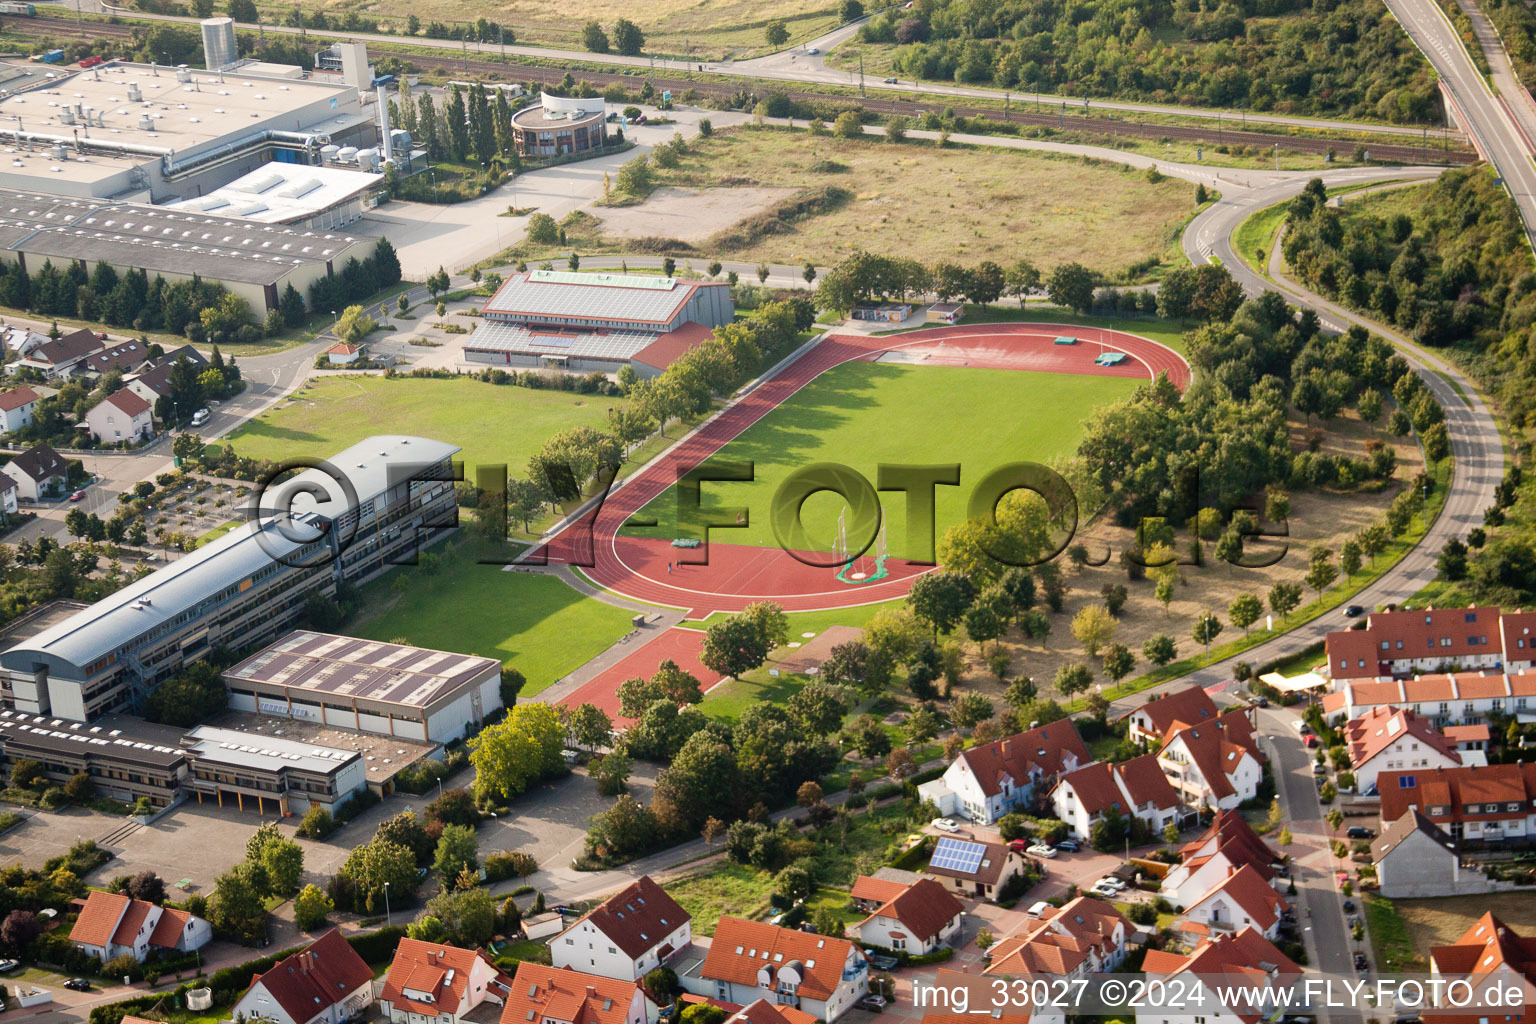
xmin=533 ymin=323 xmax=1189 ymax=618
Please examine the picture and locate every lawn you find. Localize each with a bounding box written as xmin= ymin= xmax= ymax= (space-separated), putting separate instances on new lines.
xmin=223 ymin=376 xmax=612 ymax=480
xmin=665 ymin=861 xmax=777 ymax=935
xmin=351 ymin=539 xmax=636 ymax=694
xmin=520 ymin=127 xmax=1197 ymax=276
xmin=1363 ymin=893 xmax=1430 ymax=971
xmin=623 ymin=360 xmax=1141 ymax=559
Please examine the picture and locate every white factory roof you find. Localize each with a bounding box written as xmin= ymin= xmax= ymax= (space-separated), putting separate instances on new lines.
xmin=186 ymin=724 xmax=360 ymax=775
xmin=169 ymin=163 xmax=383 ymax=224
xmin=482 ymin=270 xmax=721 ymax=326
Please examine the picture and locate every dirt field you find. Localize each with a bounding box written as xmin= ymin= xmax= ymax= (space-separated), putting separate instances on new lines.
xmin=598 ymin=185 xmax=799 ymax=243
xmin=1395 ymin=891 xmax=1536 ymax=949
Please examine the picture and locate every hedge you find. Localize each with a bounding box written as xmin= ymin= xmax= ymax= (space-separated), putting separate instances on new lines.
xmin=854 ymin=940 xmax=955 ymax=967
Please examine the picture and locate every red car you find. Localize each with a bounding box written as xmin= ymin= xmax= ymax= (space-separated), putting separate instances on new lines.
xmin=68 ymin=489 xmax=86 ymax=502
xmin=1007 ymin=839 xmax=1028 ymax=852
xmin=1302 ymin=733 xmax=1320 ymax=748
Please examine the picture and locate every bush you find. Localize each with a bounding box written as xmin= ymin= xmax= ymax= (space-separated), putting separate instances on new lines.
xmin=102 ymin=953 xmax=141 ymax=981
xmin=296 ymin=805 xmax=334 ymax=839
xmin=483 ymin=850 xmax=539 ymax=882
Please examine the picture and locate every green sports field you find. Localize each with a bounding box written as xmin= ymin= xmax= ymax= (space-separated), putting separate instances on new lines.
xmin=223 ymin=376 xmax=611 ymax=479
xmin=353 ymin=540 xmax=635 ymax=695
xmin=622 ymin=362 xmax=1141 ymax=560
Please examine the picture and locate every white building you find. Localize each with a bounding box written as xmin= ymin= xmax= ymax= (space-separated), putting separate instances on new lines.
xmin=1176 ymin=864 xmax=1291 ymax=942
xmin=70 ymin=891 xmax=211 ymax=963
xmin=1162 ymin=810 xmax=1284 ymax=911
xmin=1123 ymin=685 xmax=1222 ymax=745
xmin=379 ymin=939 xmax=513 ymax=1024
xmin=850 ymin=877 xmax=963 ymax=955
xmin=551 ymin=875 xmax=690 ymax=982
xmin=1141 ymin=928 xmax=1304 ymax=1024
xmin=85 ymin=389 xmax=153 ymax=444
xmin=500 ymin=965 xmax=656 ymax=1024
xmin=230 ymin=929 xmax=374 ymax=1024
xmin=1157 ymin=709 xmax=1264 ymax=811
xmin=1050 ymin=753 xmax=1181 ymax=839
xmin=0 ymin=442 xmax=69 ymax=501
xmin=0 ymin=386 xmax=39 ymax=433
xmin=983 ymin=896 xmax=1133 ymax=977
xmin=1371 ymin=809 xmax=1481 ymax=898
xmin=682 ymin=918 xmax=868 ymax=1023
xmin=1344 ymin=705 xmax=1463 ymax=792
xmin=918 ymin=720 xmax=1089 ymax=824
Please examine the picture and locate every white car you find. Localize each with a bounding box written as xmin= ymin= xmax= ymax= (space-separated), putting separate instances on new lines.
xmin=1026 ymin=901 xmax=1052 ymax=918
xmin=1094 ymin=876 xmax=1127 ymax=892
xmin=806 ymin=46 xmax=819 ymax=54
xmin=1089 ymin=883 xmax=1120 ymax=899
xmin=190 ymin=408 xmax=211 ymax=427
xmin=1026 ymin=843 xmax=1058 ymax=858
xmin=931 ymin=817 xmax=960 ymax=833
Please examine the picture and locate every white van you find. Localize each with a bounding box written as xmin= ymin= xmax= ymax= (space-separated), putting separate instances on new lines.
xmin=190 ymin=408 xmax=211 ymax=427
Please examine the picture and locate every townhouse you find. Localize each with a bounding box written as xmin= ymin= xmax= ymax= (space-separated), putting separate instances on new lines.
xmin=1378 ymin=762 xmax=1536 ymax=843
xmin=682 ymin=917 xmax=868 ymax=1023
xmin=1157 ymin=708 xmax=1265 ymax=811
xmin=1162 ymin=810 xmax=1283 ymax=910
xmin=1175 ymin=864 xmax=1291 ymax=942
xmin=551 ymin=875 xmax=691 ymax=982
xmin=850 ymin=877 xmax=964 ymax=955
xmin=378 ymin=939 xmax=514 ymax=1024
xmin=501 ymin=964 xmax=656 ymax=1024
xmin=71 ymin=890 xmax=211 ymax=963
xmin=1325 ymin=672 xmax=1536 ymax=728
xmin=983 ymin=896 xmax=1133 ymax=977
xmin=1327 ymin=606 xmax=1506 ymax=681
xmin=1344 ymin=705 xmax=1464 ymax=792
xmin=1049 ymin=754 xmax=1181 ymax=838
xmin=230 ymin=929 xmax=374 ymax=1024
xmin=917 ymin=721 xmax=1089 ymax=824
xmin=1141 ymin=928 xmax=1303 ymax=1024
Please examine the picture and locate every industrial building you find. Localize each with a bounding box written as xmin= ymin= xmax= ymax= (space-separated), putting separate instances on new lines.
xmin=168 ymin=163 xmax=383 ymax=229
xmin=223 ymin=630 xmax=502 ymax=744
xmin=0 ymin=187 xmax=377 ymax=314
xmin=512 ymin=93 xmax=608 ymax=158
xmin=0 ymin=60 xmax=380 ymax=202
xmin=0 ymin=435 xmax=461 ymax=721
xmin=464 ymin=270 xmax=733 ymax=377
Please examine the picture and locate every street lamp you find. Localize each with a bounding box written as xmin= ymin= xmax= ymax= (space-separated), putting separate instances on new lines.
xmin=383 ymin=881 xmax=391 ymax=927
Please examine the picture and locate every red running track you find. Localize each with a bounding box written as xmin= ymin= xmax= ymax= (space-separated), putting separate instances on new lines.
xmin=536 ymin=324 xmax=1189 ymax=616
xmin=555 ymin=627 xmax=723 ymax=722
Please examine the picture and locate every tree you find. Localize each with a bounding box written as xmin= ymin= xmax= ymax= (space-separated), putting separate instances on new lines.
xmin=833 ymin=111 xmax=863 ymax=138
xmin=1047 ymin=262 xmax=1095 ymax=312
xmin=1269 ymin=581 xmax=1302 ymax=618
xmin=701 ymin=614 xmax=772 ymax=679
xmin=1228 ymin=593 xmax=1263 ymax=636
xmin=207 ymin=868 xmax=267 ymax=942
xmin=1437 ymin=537 xmax=1469 ymax=581
xmin=1070 ymin=605 xmax=1117 ymax=657
xmin=787 ymin=682 xmax=850 ymax=735
xmin=591 ymin=750 xmax=633 ymax=795
xmin=1192 ymin=610 xmax=1223 ymax=660
xmin=470 ymin=703 xmax=567 ymax=802
xmin=886 ymin=115 xmax=908 ymax=142
xmin=259 ymin=834 xmax=305 ymax=895
xmin=1102 ymin=643 xmax=1135 ymax=685
xmin=566 ymin=702 xmax=613 ymax=753
xmin=952 ymin=692 xmax=995 ymax=730
xmin=293 ymin=884 xmax=334 ymax=931
xmin=427 ymin=887 xmax=497 ymax=946
xmin=909 ymin=571 xmax=977 ymax=636
xmin=1340 ymin=538 xmax=1362 ymax=579
xmin=10 ymin=759 xmax=44 ymax=789
xmin=1004 ymin=675 xmax=1037 ymax=708
xmin=342 ymin=839 xmax=418 ymax=912
xmin=0 ymin=910 xmax=40 ymax=954
xmin=964 ymin=600 xmax=1005 ymax=654
xmin=582 ymin=20 xmax=610 ymax=52
xmin=1265 ymin=488 xmax=1291 ymax=524
xmin=1054 ymin=662 xmax=1093 ymax=698
xmin=126 ymin=870 xmax=167 ymax=904
xmin=1305 ymin=545 xmax=1339 ymax=603
xmin=886 ymin=748 xmax=917 ymax=779
xmin=612 ymin=18 xmax=645 ymax=55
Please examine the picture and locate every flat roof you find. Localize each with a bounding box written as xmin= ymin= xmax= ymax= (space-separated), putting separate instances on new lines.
xmin=187 ymin=723 xmax=359 ymax=775
xmin=224 ymin=630 xmax=499 ymax=710
xmin=208 ymin=710 xmax=436 ymax=785
xmin=0 ymin=710 xmax=187 ymax=768
xmin=169 ymin=163 xmax=383 ymax=224
xmin=0 ymin=60 xmax=359 ymax=155
xmin=512 ymin=105 xmax=604 ymax=128
xmin=482 ymin=270 xmax=715 ymax=326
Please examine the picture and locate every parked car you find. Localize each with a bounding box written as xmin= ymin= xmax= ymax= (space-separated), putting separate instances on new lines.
xmin=1354 ymin=952 xmax=1369 ymax=972
xmin=1027 ymin=843 xmax=1058 ymax=858
xmin=1313 ymin=763 xmax=1328 ymax=775
xmin=1094 ymin=876 xmax=1127 ymax=892
xmin=1253 ymin=696 xmax=1270 ymax=708
xmin=1303 ymin=734 xmax=1320 ymax=748
xmin=858 ymin=995 xmax=887 ymax=1011
xmin=1089 ymin=883 xmax=1120 ymax=898
xmin=64 ymin=978 xmax=91 ymax=991
xmin=867 ymin=954 xmax=899 ymax=971
xmin=931 ymin=817 xmax=960 ymax=833
xmin=191 ymin=408 xmax=211 ymax=427
xmin=1344 ymin=605 xmax=1366 ymax=618
xmin=1027 ymin=901 xmax=1052 ymax=918
xmin=1342 ymin=900 xmax=1356 ymax=912
xmin=0 ymin=959 xmax=18 ymax=972
xmin=69 ymin=489 xmax=85 ymax=501
xmin=1007 ymin=838 xmax=1028 ymax=852
xmin=1055 ymin=838 xmax=1081 ymax=852
xmin=1346 ymin=826 xmax=1375 ymax=839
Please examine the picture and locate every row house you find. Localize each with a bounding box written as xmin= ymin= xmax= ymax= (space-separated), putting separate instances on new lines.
xmin=1175 ymin=864 xmax=1291 ymax=943
xmin=1049 ymin=754 xmax=1181 ymax=839
xmin=1326 ymin=672 xmax=1536 ymax=728
xmin=917 ymin=720 xmax=1089 ymax=824
xmin=1378 ymin=763 xmax=1536 ymax=843
xmin=984 ymin=896 xmax=1133 ymax=978
xmin=1326 ymin=606 xmax=1536 ymax=682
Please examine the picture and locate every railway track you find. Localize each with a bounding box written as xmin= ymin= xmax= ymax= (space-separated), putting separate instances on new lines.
xmin=10 ymin=14 xmax=1478 ymax=166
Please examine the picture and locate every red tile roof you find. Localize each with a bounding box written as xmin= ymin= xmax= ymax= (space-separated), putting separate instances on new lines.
xmin=1444 ymin=724 xmax=1491 ymax=744
xmin=1185 ymin=864 xmax=1289 ymax=932
xmin=1055 ymin=754 xmax=1180 ymax=817
xmin=110 ymin=898 xmax=153 ymax=947
xmin=1054 ymin=761 xmax=1126 ymax=818
xmin=1118 ymin=753 xmax=1180 ymax=810
xmin=1327 ymin=606 xmax=1502 ymax=679
xmin=728 ymin=999 xmax=819 ymax=1024
xmin=1430 ymin=912 xmax=1536 ymax=987
xmin=100 ymin=389 xmax=151 ymax=418
xmin=858 ymin=878 xmax=962 ymax=943
xmin=850 ymin=876 xmax=909 ymax=906
xmin=557 ymin=875 xmax=688 ymax=961
xmin=0 ymin=386 xmax=38 ymax=412
xmin=1178 ymin=810 xmax=1281 ymax=882
xmin=248 ymin=928 xmax=374 ymax=1023
xmin=954 ymin=721 xmax=1089 ymax=798
xmin=1161 ymin=709 xmax=1263 ymax=800
xmin=382 ymin=939 xmax=507 ymax=1018
xmin=1345 ymin=706 xmax=1461 ymax=769
xmin=1502 ymin=613 xmax=1536 ymax=659
xmin=1379 ymin=764 xmax=1534 ymax=825
xmin=501 ymin=964 xmax=648 ymax=1024
xmin=1124 ymin=686 xmax=1220 ymax=739
xmin=925 ymin=838 xmax=1016 ymax=886
xmin=327 ymin=343 xmax=360 ymax=355
xmin=71 ymin=891 xmax=130 ymax=948
xmin=1143 ymin=928 xmax=1301 ymax=1024
xmin=703 ymin=918 xmax=860 ymax=1001
xmin=984 ymin=896 xmax=1130 ymax=976
xmin=148 ymin=907 xmax=194 ymax=949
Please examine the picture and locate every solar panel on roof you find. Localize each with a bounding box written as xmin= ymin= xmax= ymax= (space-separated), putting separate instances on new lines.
xmin=930 ymin=837 xmax=987 ymax=874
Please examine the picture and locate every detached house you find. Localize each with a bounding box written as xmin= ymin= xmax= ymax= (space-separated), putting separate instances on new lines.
xmin=1345 ymin=706 xmax=1463 ymax=792
xmin=501 ymin=964 xmax=656 ymax=1024
xmin=1 ymin=441 xmax=68 ymax=500
xmin=551 ymin=875 xmax=691 ymax=982
xmin=924 ymin=836 xmax=1028 ymax=902
xmin=1050 ymin=754 xmax=1181 ymax=839
xmin=682 ymin=917 xmax=868 ymax=1023
xmin=1162 ymin=810 xmax=1283 ymax=910
xmin=850 ymin=877 xmax=963 ymax=955
xmin=1141 ymin=928 xmax=1303 ymax=1024
xmin=1372 ymin=809 xmax=1470 ymax=898
xmin=1157 ymin=708 xmax=1265 ymax=811
xmin=0 ymin=386 xmax=39 ymax=433
xmin=229 ymin=928 xmax=375 ymax=1024
xmin=918 ymin=721 xmax=1089 ymax=824
xmin=70 ymin=890 xmax=211 ymax=964
xmin=1429 ymin=912 xmax=1536 ymax=1012
xmin=86 ymin=389 xmax=153 ymax=444
xmin=16 ymin=329 xmax=105 ymax=378
xmin=1122 ymin=686 xmax=1222 ymax=745
xmin=984 ymin=896 xmax=1133 ymax=978
xmin=1175 ymin=864 xmax=1291 ymax=942
xmin=379 ymin=939 xmax=514 ymax=1024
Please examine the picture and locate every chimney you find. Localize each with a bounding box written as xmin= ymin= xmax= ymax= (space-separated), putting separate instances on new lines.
xmin=587 ymin=987 xmax=597 ymax=996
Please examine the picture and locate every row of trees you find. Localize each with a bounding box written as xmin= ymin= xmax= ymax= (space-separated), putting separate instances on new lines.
xmin=854 ymin=0 xmax=1441 ymax=122
xmin=392 ymin=81 xmax=521 ymax=169
xmin=582 ymin=19 xmax=646 ymax=56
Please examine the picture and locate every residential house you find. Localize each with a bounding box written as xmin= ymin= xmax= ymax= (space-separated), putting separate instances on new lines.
xmin=927 ymin=973 xmax=1057 ymax=1024
xmin=1378 ymin=763 xmax=1536 ymax=843
xmin=1176 ymin=864 xmax=1291 ymax=942
xmin=917 ymin=721 xmax=1089 ymax=824
xmin=124 ymin=347 xmax=208 ymax=413
xmin=1049 ymin=754 xmax=1181 ymax=839
xmin=78 ymin=340 xmax=149 ymax=379
xmin=1 ymin=442 xmax=68 ymax=500
xmin=1326 ymin=607 xmax=1505 ymax=681
xmin=1122 ymin=686 xmax=1221 ymax=745
xmin=70 ymin=890 xmax=211 ymax=963
xmin=16 ymin=329 xmax=105 ymax=378
xmin=849 ymin=875 xmax=911 ymax=913
xmin=1157 ymin=708 xmax=1265 ymax=811
xmin=1141 ymin=928 xmax=1303 ymax=1024
xmin=1 ymin=325 xmax=49 ymax=357
xmin=1330 ymin=672 xmax=1536 ymax=727
xmin=229 ymin=928 xmax=375 ymax=1024
xmin=1162 ymin=810 xmax=1283 ymax=910
xmin=1444 ymin=724 xmax=1491 ymax=766
xmin=725 ymin=1000 xmax=820 ymax=1024
xmin=379 ymin=939 xmax=514 ymax=1024
xmin=500 ymin=964 xmax=656 ymax=1024
xmin=0 ymin=475 xmax=16 ymax=519
xmin=850 ymin=877 xmax=963 ymax=955
xmin=1502 ymin=612 xmax=1536 ymax=673
xmin=0 ymin=386 xmax=39 ymax=433
xmin=550 ymin=875 xmax=691 ymax=982
xmin=682 ymin=917 xmax=869 ymax=1023
xmin=86 ymin=390 xmax=153 ymax=444
xmin=1429 ymin=912 xmax=1536 ymax=1014
xmin=1372 ymin=809 xmax=1480 ymax=898
xmin=924 ymin=836 xmax=1027 ymax=902
xmin=984 ymin=896 xmax=1133 ymax=977
xmin=1345 ymin=706 xmax=1463 ymax=792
